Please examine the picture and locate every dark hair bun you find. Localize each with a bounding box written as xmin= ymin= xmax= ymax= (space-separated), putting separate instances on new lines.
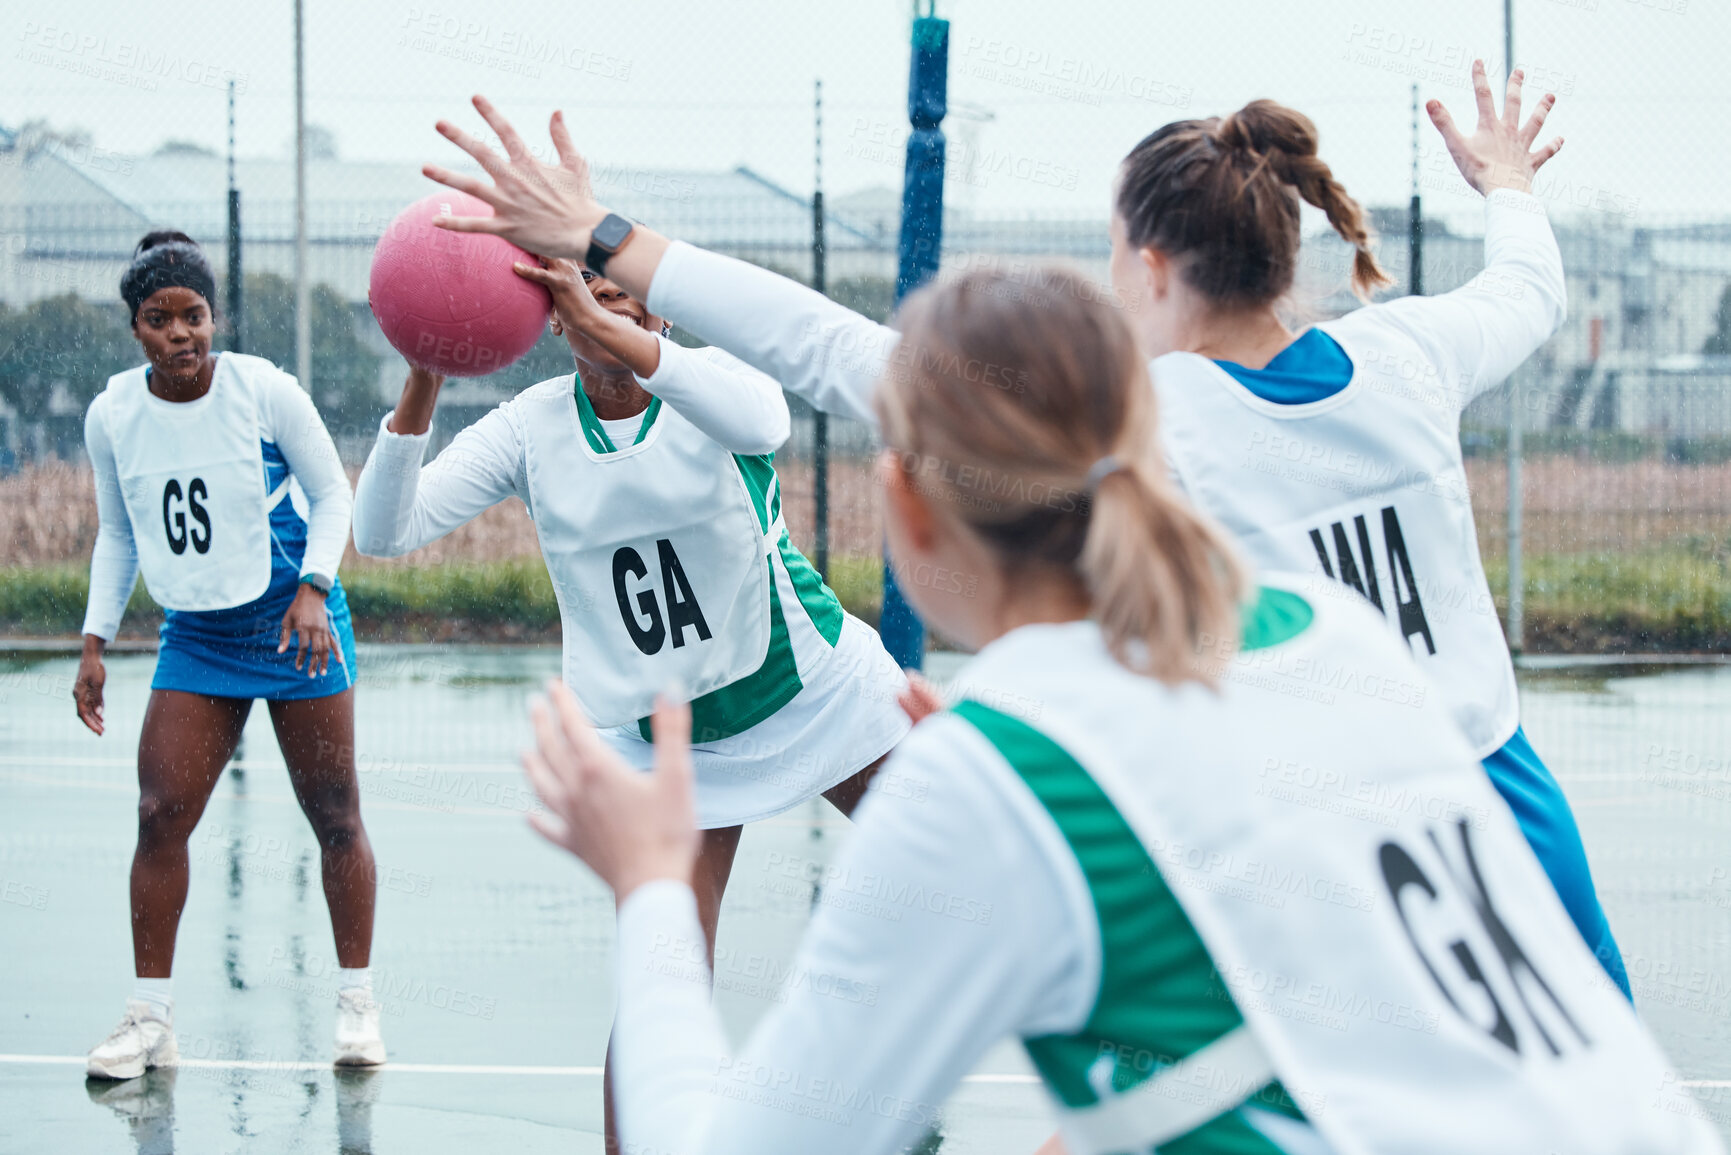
xmin=121 ymin=230 xmax=218 ymax=320
xmin=134 ymin=230 xmax=200 ymax=258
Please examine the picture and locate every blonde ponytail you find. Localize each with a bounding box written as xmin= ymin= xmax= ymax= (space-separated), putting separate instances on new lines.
xmin=1082 ymin=457 xmax=1244 ymax=683
xmin=877 ymin=265 xmax=1246 ymax=686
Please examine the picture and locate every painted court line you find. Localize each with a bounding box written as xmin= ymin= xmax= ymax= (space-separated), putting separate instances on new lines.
xmin=0 ymin=1054 xmax=1037 ymax=1082
xmin=0 ymin=770 xmax=530 ymax=820
xmin=4 ymin=1053 xmax=1723 ymax=1089
xmin=0 ymin=754 xmax=524 ymax=775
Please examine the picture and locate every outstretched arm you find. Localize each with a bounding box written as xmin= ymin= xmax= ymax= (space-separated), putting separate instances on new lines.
xmin=423 ymin=98 xmax=896 ymax=427
xmin=352 ymin=367 xmax=525 ymax=557
xmin=646 ymin=241 xmax=894 ymax=427
xmin=1351 ymin=62 xmax=1568 ymax=413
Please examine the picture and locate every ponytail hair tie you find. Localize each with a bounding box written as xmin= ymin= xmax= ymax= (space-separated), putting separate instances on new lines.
xmin=1083 ymin=454 xmax=1129 ymax=494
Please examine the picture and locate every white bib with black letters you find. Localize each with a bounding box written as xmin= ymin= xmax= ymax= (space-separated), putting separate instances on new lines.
xmin=102 ymin=354 xmax=277 ymax=612
xmin=962 ymin=583 xmax=1717 ymax=1154
xmin=1154 ymin=349 xmax=1517 ymax=757
xmin=518 ymin=377 xmax=773 ymax=728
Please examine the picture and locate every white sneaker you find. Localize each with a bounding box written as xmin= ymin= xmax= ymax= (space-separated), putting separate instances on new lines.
xmin=334 ymin=988 xmax=386 ymax=1067
xmin=86 ymin=1000 xmax=178 ymax=1080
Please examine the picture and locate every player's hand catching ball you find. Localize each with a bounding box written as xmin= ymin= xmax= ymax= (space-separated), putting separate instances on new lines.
xmin=1427 ymin=59 xmax=1563 ymax=197
xmin=512 ymin=256 xmax=601 ymax=332
xmin=523 ymin=680 xmax=701 ymax=900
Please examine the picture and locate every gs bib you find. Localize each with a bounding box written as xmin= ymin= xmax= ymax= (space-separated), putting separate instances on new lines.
xmin=101 ymin=354 xmax=280 ymax=612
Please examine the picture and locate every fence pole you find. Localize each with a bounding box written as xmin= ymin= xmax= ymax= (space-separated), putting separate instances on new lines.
xmin=1503 ymin=0 xmax=1525 ymax=655
xmin=882 ymin=6 xmax=948 ymax=672
xmin=1508 ymin=373 xmax=1525 ymax=654
xmin=1409 ymin=84 xmax=1423 ymax=298
xmin=812 ymin=78 xmax=830 ymax=582
xmin=293 ymin=0 xmax=311 ymax=394
xmin=226 ymin=79 xmax=244 ymax=355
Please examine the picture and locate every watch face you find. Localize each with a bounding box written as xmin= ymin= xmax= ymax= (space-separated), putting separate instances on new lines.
xmin=594 ymin=213 xmax=633 ymax=252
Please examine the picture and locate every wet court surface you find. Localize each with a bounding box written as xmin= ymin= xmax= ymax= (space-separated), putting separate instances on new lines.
xmin=3 ymin=646 xmax=1731 ymax=1151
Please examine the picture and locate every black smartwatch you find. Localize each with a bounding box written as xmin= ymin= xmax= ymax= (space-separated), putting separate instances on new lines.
xmin=585 ymin=213 xmax=635 ymax=279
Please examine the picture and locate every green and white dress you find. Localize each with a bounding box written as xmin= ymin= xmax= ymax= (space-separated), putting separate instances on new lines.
xmin=354 ymin=339 xmax=908 ymax=827
xmin=605 ymin=578 xmax=1716 ymax=1154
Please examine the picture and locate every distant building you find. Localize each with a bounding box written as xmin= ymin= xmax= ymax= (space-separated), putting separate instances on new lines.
xmin=0 ymin=140 xmax=893 ymax=306
xmin=3 ymin=128 xmax=1728 ymax=444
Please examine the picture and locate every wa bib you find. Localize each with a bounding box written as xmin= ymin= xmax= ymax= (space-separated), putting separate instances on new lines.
xmin=519 ymin=378 xmax=773 ymax=727
xmin=1154 ymin=350 xmax=1518 ymax=756
xmin=102 ymin=354 xmax=280 ymax=612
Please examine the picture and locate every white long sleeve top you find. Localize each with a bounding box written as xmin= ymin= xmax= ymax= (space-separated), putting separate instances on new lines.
xmin=351 ymin=338 xmax=789 ymax=557
xmin=1150 ymin=189 xmax=1566 ymax=754
xmin=604 ymin=593 xmax=1700 ymax=1155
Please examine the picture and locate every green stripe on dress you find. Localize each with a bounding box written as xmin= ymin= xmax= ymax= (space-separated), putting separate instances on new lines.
xmin=953 ymin=701 xmax=1302 ymax=1154
xmin=639 ymin=556 xmax=803 ymax=744
xmin=733 ymin=454 xmax=844 ymax=644
xmin=732 ymin=452 xmax=778 ymax=532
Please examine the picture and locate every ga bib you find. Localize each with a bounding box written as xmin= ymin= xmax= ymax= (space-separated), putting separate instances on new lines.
xmin=520 ymin=379 xmax=773 ymax=727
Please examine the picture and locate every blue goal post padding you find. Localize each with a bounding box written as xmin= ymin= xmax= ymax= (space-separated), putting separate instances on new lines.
xmin=882 ymin=13 xmax=949 ymax=672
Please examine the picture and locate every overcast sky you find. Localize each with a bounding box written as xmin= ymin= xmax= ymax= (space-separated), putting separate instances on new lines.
xmin=6 ymin=0 xmax=1723 ymax=228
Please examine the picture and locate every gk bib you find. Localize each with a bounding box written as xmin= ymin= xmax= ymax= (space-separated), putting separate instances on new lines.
xmin=955 ymin=588 xmax=1715 ymax=1154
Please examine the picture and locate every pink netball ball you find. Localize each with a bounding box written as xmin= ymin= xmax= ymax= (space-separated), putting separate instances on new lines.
xmin=368 ymin=191 xmax=552 ymax=377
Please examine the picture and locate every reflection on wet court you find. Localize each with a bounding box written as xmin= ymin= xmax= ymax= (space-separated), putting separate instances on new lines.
xmin=4 ymin=646 xmax=1731 ymax=1151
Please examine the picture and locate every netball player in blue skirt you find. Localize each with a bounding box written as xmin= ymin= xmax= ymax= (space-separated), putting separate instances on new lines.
xmin=74 ymin=232 xmax=383 ymax=1078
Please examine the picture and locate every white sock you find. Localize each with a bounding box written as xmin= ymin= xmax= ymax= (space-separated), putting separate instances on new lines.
xmin=338 ymin=967 xmax=372 ymax=996
xmin=133 ymin=977 xmax=173 ymax=1022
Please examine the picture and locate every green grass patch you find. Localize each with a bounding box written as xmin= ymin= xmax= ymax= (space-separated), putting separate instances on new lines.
xmin=343 ymin=560 xmax=560 ymax=625
xmin=9 ymin=550 xmax=1720 ymax=652
xmin=822 ymin=554 xmax=884 ymax=627
xmin=1483 ymin=548 xmax=1731 ymax=652
xmin=0 ymin=565 xmax=162 ymax=636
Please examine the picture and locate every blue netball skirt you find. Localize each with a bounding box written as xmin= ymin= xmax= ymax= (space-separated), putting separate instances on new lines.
xmin=153 ymin=567 xmax=357 ymax=702
xmin=1482 ymin=726 xmax=1631 ymax=1000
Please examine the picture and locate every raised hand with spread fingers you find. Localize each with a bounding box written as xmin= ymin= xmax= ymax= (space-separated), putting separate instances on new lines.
xmin=1427 ymin=58 xmax=1564 ymax=196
